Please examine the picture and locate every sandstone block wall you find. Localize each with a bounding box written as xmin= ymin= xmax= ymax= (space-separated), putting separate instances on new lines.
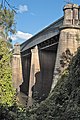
xmin=12 ymin=43 xmax=23 ymax=92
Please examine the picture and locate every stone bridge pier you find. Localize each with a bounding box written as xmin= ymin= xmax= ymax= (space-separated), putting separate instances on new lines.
xmin=52 ymin=4 xmax=80 ymax=89
xmin=12 ymin=43 xmax=23 ymax=92
xmin=19 ymin=3 xmax=80 ymax=106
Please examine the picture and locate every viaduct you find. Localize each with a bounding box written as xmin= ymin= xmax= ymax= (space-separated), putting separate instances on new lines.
xmin=12 ymin=3 xmax=80 ymax=103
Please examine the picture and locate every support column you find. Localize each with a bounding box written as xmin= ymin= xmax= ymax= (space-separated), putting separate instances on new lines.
xmin=27 ymin=46 xmax=40 ymax=106
xmin=12 ymin=43 xmax=23 ymax=92
xmin=51 ymin=3 xmax=80 ymax=90
xmin=51 ymin=28 xmax=80 ymax=90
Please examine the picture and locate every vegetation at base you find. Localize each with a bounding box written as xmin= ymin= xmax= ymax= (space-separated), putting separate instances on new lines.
xmin=1 ymin=47 xmax=80 ymax=119
xmin=28 ymin=47 xmax=80 ymax=120
xmin=0 ymin=103 xmax=29 ymax=120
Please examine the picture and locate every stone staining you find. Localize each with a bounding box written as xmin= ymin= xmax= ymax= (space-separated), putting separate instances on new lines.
xmin=63 ymin=4 xmax=73 ymax=25
xmin=73 ymin=4 xmax=79 ymax=25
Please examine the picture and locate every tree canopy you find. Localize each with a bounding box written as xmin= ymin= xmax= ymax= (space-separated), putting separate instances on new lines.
xmin=0 ymin=39 xmax=15 ymax=106
xmin=0 ymin=1 xmax=16 ymax=106
xmin=0 ymin=0 xmax=16 ymax=39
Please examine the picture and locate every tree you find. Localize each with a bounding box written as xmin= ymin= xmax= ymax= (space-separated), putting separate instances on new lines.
xmin=0 ymin=2 xmax=16 ymax=106
xmin=0 ymin=0 xmax=16 ymax=41
xmin=0 ymin=39 xmax=15 ymax=106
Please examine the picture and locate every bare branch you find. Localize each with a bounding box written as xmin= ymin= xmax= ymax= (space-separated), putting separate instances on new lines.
xmin=1 ymin=0 xmax=17 ymax=13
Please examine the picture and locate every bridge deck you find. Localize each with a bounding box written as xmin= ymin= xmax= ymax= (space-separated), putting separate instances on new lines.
xmin=21 ymin=17 xmax=64 ymax=52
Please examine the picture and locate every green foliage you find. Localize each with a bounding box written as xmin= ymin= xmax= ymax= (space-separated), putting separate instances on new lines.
xmin=0 ymin=4 xmax=16 ymax=37
xmin=1 ymin=47 xmax=80 ymax=120
xmin=0 ymin=103 xmax=31 ymax=120
xmin=24 ymin=47 xmax=80 ymax=120
xmin=1 ymin=44 xmax=80 ymax=119
xmin=0 ymin=39 xmax=15 ymax=106
xmin=60 ymin=48 xmax=73 ymax=68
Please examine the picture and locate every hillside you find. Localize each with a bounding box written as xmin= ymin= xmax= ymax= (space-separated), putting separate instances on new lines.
xmin=27 ymin=47 xmax=80 ymax=120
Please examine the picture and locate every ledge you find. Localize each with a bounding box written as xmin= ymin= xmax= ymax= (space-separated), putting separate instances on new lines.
xmin=60 ymin=25 xmax=80 ymax=30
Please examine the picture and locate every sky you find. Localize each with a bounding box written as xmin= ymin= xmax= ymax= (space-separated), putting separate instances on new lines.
xmin=1 ymin=0 xmax=80 ymax=44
